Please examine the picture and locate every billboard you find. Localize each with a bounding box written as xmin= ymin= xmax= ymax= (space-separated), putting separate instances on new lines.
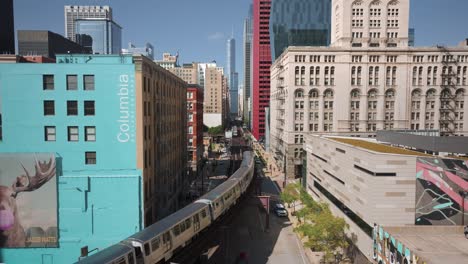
xmin=416 ymin=157 xmax=468 ymax=225
xmin=0 ymin=153 xmax=57 ymax=248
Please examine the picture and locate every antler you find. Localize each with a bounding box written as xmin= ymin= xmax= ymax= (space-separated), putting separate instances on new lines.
xmin=12 ymin=156 xmax=56 ymax=196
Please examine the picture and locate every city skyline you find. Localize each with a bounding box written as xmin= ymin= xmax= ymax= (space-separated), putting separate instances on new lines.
xmin=11 ymin=0 xmax=468 ymax=83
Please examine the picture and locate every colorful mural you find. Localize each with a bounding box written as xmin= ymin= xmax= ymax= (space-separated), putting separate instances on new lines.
xmin=0 ymin=153 xmax=57 ymax=248
xmin=415 ymin=157 xmax=468 ymax=225
xmin=372 ymin=225 xmax=427 ymax=264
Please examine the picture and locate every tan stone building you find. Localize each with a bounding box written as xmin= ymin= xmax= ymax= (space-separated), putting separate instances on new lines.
xmin=203 ymin=66 xmax=226 ymax=127
xmin=270 ymin=0 xmax=468 ymax=178
xmin=168 ymin=62 xmax=198 ymax=84
xmin=134 ymin=55 xmax=187 ymax=222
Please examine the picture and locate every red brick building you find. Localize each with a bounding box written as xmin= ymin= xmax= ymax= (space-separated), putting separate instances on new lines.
xmin=187 ymin=85 xmax=204 ymax=177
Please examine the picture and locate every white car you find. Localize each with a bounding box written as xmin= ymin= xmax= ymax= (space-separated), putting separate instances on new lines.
xmin=274 ymin=203 xmax=288 ymax=217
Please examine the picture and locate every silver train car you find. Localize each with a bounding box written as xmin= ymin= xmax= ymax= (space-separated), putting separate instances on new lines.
xmin=77 ymin=151 xmax=254 ymax=264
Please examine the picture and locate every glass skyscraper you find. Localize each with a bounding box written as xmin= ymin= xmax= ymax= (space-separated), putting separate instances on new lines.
xmin=75 ymin=19 xmax=122 ymax=55
xmin=270 ymin=0 xmax=331 ymax=60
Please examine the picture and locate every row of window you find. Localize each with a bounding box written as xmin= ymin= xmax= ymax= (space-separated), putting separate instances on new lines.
xmin=43 ymin=100 xmax=95 ymax=116
xmin=44 ymin=126 xmax=96 ymax=142
xmin=43 ymin=74 xmax=95 ymax=91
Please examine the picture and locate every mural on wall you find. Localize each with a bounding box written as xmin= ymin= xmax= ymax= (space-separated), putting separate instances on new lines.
xmin=415 ymin=157 xmax=468 ymax=225
xmin=0 ymin=153 xmax=57 ymax=248
xmin=372 ymin=225 xmax=427 ymax=264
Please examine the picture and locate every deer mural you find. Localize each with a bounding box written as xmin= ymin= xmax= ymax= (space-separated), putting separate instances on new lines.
xmin=0 ymin=157 xmax=56 ymax=247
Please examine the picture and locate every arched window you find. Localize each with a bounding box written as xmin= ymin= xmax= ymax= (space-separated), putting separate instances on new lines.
xmin=351 ymin=89 xmax=361 ymax=98
xmin=295 ymin=89 xmax=304 ymax=98
xmin=385 ymin=89 xmax=395 ymax=99
xmin=309 ymin=89 xmax=319 ymax=98
xmin=441 ymin=88 xmax=452 ymax=99
xmin=411 ymin=89 xmax=421 ymax=98
xmin=427 ymin=89 xmax=436 ymax=98
xmin=324 ymin=89 xmax=334 ymax=98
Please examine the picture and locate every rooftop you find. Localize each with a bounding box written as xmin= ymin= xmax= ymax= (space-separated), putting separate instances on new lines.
xmin=328 ymin=137 xmax=432 ymax=157
xmin=384 ymin=226 xmax=468 ymax=264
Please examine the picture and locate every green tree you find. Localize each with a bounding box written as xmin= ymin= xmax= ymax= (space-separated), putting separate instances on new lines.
xmin=284 ymin=184 xmax=350 ymax=263
xmin=208 ymin=125 xmax=223 ymax=136
xmin=280 ymin=183 xmax=301 ymax=213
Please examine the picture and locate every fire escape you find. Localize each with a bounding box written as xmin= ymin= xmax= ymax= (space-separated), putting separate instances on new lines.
xmin=438 ymin=46 xmax=458 ymax=136
xmin=274 ymin=64 xmax=286 ymax=163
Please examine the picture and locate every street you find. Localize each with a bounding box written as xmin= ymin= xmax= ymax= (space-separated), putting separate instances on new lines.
xmin=206 ymin=174 xmax=309 ymax=264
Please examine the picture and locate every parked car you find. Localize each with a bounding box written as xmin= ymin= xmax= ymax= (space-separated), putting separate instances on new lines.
xmin=274 ymin=203 xmax=288 ymax=217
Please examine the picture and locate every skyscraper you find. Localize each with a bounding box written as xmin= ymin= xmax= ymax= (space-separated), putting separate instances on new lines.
xmin=243 ymin=5 xmax=253 ymax=127
xmin=252 ymin=0 xmax=272 ymax=140
xmin=0 ymin=0 xmax=15 ymax=54
xmin=227 ymin=36 xmax=238 ymax=116
xmin=270 ymin=0 xmax=331 ymax=60
xmin=64 ymin=5 xmax=113 ymax=42
xmin=75 ymin=18 xmax=122 ymax=55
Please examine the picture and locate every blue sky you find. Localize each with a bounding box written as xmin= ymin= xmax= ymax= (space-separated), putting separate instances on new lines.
xmin=13 ymin=0 xmax=468 ymax=84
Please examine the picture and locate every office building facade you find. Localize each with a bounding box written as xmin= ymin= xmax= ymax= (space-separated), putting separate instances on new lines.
xmin=243 ymin=5 xmax=253 ymax=126
xmin=169 ymin=62 xmax=199 ymax=85
xmin=0 ymin=54 xmax=187 ymax=263
xmin=64 ymin=5 xmax=113 ymax=42
xmin=204 ymin=66 xmax=225 ymax=127
xmin=270 ymin=0 xmax=331 ymax=60
xmin=18 ymin=30 xmax=90 ymax=59
xmin=252 ymin=0 xmax=272 ymax=140
xmin=75 ymin=19 xmax=122 ymax=55
xmin=0 ymin=0 xmax=15 ymax=54
xmin=227 ymin=37 xmax=239 ymax=116
xmin=270 ymin=0 xmax=468 ymax=179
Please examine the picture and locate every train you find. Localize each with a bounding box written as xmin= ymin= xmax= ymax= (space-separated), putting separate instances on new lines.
xmin=76 ymin=151 xmax=255 ymax=264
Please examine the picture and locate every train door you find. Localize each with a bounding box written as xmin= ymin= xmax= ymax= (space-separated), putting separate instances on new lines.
xmin=193 ymin=213 xmax=201 ymax=232
xmin=162 ymin=231 xmax=172 ymax=252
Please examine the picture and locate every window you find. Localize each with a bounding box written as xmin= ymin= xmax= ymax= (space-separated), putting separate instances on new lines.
xmin=188 ymin=126 xmax=193 ymax=134
xmin=84 ymin=101 xmax=95 ymax=116
xmin=85 ymin=151 xmax=96 ymax=164
xmin=85 ymin=126 xmax=96 ymax=141
xmin=43 ymin=75 xmax=54 ymax=90
xmin=44 ymin=100 xmax=55 ymax=115
xmin=66 ymin=75 xmax=78 ymax=90
xmin=44 ymin=126 xmax=56 ymax=141
xmin=188 ymin=113 xmax=193 ymax=122
xmin=68 ymin=126 xmax=79 ymax=141
xmin=84 ymin=75 xmax=95 ymax=90
xmin=67 ymin=101 xmax=78 ymax=115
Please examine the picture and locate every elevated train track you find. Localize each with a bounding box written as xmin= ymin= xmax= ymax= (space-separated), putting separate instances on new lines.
xmin=76 ymin=151 xmax=255 ymax=264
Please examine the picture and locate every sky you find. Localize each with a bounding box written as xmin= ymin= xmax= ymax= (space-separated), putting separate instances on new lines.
xmin=12 ymin=0 xmax=468 ymax=85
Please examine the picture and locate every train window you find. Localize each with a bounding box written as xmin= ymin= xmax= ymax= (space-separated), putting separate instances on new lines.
xmin=193 ymin=214 xmax=200 ymax=223
xmin=114 ymin=257 xmax=126 ymax=264
xmin=128 ymin=252 xmax=135 ymax=264
xmin=151 ymin=237 xmax=160 ymax=251
xmin=144 ymin=243 xmax=150 ymax=256
xmin=163 ymin=232 xmax=170 ymax=243
xmin=173 ymin=225 xmax=181 ymax=236
xmin=185 ymin=219 xmax=191 ymax=228
xmin=180 ymin=222 xmax=186 ymax=233
xmin=201 ymin=209 xmax=207 ymax=218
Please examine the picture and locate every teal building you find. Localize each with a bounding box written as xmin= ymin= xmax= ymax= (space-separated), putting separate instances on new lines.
xmin=0 ymin=55 xmax=154 ymax=263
